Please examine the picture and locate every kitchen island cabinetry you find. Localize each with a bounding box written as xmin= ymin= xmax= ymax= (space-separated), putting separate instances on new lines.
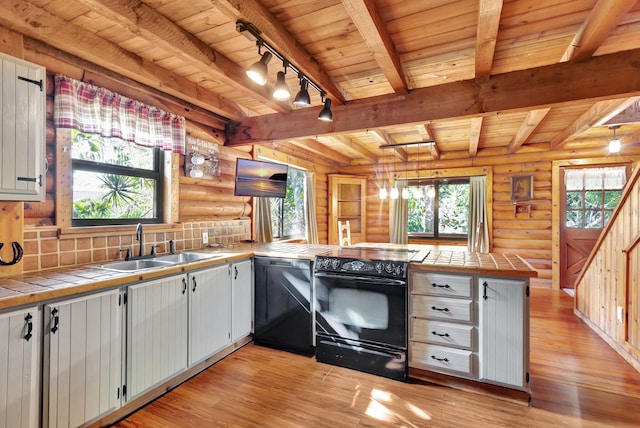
xmin=126 ymin=275 xmax=188 ymax=400
xmin=231 ymin=259 xmax=253 ymax=342
xmin=409 ymin=270 xmax=530 ymax=392
xmin=43 ymin=289 xmax=122 ymax=428
xmin=0 ymin=305 xmax=40 ymax=428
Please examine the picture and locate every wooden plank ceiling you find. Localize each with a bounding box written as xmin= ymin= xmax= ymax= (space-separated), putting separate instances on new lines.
xmin=3 ymin=0 xmax=640 ymax=167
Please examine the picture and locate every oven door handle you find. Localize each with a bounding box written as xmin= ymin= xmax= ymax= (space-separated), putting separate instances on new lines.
xmin=314 ymin=272 xmax=406 ymax=286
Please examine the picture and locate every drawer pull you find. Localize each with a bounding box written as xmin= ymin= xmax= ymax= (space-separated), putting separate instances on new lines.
xmin=431 ymin=283 xmax=450 ymax=289
xmin=431 ymin=331 xmax=450 ymax=337
xmin=431 ymin=306 xmax=450 ymax=312
xmin=431 ymin=355 xmax=449 ymax=362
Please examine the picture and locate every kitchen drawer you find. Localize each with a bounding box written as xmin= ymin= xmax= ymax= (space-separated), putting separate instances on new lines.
xmin=410 ymin=272 xmax=472 ymax=298
xmin=411 ymin=319 xmax=474 ymax=349
xmin=411 ymin=295 xmax=473 ymax=322
xmin=410 ymin=342 xmax=475 ymax=377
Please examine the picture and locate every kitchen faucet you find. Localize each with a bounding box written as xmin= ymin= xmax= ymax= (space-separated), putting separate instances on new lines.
xmin=136 ymin=223 xmax=144 ymax=257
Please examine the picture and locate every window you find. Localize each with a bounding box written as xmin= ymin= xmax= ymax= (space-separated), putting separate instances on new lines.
xmin=269 ymin=167 xmax=306 ymax=239
xmin=565 ymin=166 xmax=626 ymax=229
xmin=406 ymin=179 xmax=470 ymax=240
xmin=71 ymin=130 xmax=164 ymax=226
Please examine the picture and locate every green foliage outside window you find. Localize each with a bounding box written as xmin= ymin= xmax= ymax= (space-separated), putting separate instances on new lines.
xmin=407 ymin=180 xmax=469 ymax=239
xmin=270 ymin=167 xmax=306 ymax=238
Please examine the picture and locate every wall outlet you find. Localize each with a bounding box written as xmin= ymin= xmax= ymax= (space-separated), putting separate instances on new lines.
xmin=617 ymin=306 xmax=624 ymax=323
xmin=202 ymin=232 xmax=209 ymax=244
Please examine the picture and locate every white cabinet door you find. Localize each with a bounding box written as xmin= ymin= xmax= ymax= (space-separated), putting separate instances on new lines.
xmin=189 ymin=264 xmax=231 ymax=365
xmin=0 ymin=306 xmax=39 ymax=428
xmin=478 ymin=277 xmax=529 ymax=389
xmin=126 ymin=275 xmax=188 ymax=400
xmin=231 ymin=259 xmax=253 ymax=342
xmin=44 ymin=289 xmax=121 ymax=428
xmin=0 ymin=52 xmax=45 ymax=202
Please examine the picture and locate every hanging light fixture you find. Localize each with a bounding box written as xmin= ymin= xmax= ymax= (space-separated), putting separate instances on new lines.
xmin=379 ymin=144 xmax=388 ymax=200
xmin=293 ymin=78 xmax=311 ymax=106
xmin=426 ymin=143 xmax=435 ymax=198
xmin=402 ymin=145 xmax=410 ymax=199
xmin=389 ymin=150 xmax=399 ymax=199
xmin=272 ymin=69 xmax=290 ymax=100
xmin=413 ymin=143 xmax=423 ymax=198
xmin=608 ymin=125 xmax=621 ymax=154
xmin=246 ymin=50 xmax=272 ymax=85
xmin=318 ymin=96 xmax=333 ymax=122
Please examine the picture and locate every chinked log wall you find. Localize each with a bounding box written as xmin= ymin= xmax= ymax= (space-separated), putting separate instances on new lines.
xmin=574 ymin=164 xmax=640 ymax=372
xmin=339 ymin=146 xmax=640 ymax=289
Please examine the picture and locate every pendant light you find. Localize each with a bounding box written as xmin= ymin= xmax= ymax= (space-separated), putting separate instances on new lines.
xmin=318 ymin=97 xmax=333 ymax=122
xmin=426 ymin=143 xmax=435 ymax=198
xmin=379 ymin=144 xmax=388 ymax=199
xmin=413 ymin=143 xmax=423 ymax=198
xmin=272 ymin=70 xmax=290 ymax=100
xmin=246 ymin=51 xmax=272 ymax=85
xmin=401 ymin=145 xmax=410 ymax=199
xmin=608 ymin=125 xmax=621 ymax=154
xmin=390 ymin=151 xmax=399 ymax=199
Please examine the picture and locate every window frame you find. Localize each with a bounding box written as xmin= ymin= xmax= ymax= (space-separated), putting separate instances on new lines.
xmin=71 ymin=143 xmax=165 ymax=227
xmin=406 ymin=177 xmax=470 ymax=242
xmin=270 ymin=166 xmax=306 ymax=240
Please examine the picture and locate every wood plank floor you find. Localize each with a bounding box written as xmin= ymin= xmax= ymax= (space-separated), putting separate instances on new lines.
xmin=113 ymin=289 xmax=640 ymax=427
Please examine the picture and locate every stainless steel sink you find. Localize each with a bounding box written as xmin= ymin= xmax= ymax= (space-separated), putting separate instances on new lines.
xmin=100 ymin=259 xmax=175 ymax=272
xmin=154 ymin=252 xmax=225 ymax=263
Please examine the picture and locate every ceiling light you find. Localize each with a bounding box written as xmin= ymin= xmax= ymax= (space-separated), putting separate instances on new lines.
xmin=379 ymin=186 xmax=388 ymax=200
xmin=402 ymin=187 xmax=411 ymax=199
xmin=608 ymin=125 xmax=621 ymax=154
xmin=293 ymin=79 xmax=311 ymax=106
xmin=318 ymin=98 xmax=333 ymax=122
xmin=272 ymin=71 xmax=290 ymax=100
xmin=246 ymin=51 xmax=272 ymax=85
xmin=390 ymin=187 xmax=399 ymax=199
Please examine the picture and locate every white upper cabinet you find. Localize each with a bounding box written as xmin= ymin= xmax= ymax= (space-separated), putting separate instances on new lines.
xmin=0 ymin=53 xmax=46 ymax=202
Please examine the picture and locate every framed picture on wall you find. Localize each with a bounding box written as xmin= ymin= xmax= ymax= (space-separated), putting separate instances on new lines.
xmin=510 ymin=175 xmax=533 ymax=201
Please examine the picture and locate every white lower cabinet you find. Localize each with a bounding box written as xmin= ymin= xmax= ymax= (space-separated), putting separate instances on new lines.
xmin=231 ymin=259 xmax=253 ymax=342
xmin=126 ymin=274 xmax=188 ymax=400
xmin=478 ymin=276 xmax=529 ymax=389
xmin=188 ymin=265 xmax=231 ymax=365
xmin=43 ymin=289 xmax=122 ymax=428
xmin=0 ymin=306 xmax=40 ymax=428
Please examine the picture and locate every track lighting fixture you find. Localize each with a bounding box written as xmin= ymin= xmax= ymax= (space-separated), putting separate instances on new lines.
xmin=273 ymin=70 xmax=290 ymax=100
xmin=293 ymin=78 xmax=311 ymax=106
xmin=237 ymin=20 xmax=332 ymax=121
xmin=608 ymin=125 xmax=621 ymax=154
xmin=246 ymin=50 xmax=272 ymax=85
xmin=318 ymin=97 xmax=333 ymax=122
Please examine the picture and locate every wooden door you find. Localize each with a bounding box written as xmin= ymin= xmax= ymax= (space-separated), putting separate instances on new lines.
xmin=126 ymin=275 xmax=188 ymax=400
xmin=44 ymin=289 xmax=121 ymax=428
xmin=0 ymin=306 xmax=39 ymax=428
xmin=560 ymin=166 xmax=628 ymax=288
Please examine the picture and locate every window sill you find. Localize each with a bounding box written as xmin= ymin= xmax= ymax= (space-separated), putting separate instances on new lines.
xmin=58 ymin=223 xmax=182 ymax=240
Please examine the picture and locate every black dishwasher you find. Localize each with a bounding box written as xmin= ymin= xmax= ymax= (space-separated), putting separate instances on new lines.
xmin=253 ymin=257 xmax=314 ymax=355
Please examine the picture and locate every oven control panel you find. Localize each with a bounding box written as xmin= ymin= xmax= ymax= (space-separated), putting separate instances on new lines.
xmin=315 ymin=256 xmax=408 ymax=279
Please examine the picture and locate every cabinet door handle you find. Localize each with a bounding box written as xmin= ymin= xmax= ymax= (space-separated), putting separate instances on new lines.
xmin=192 ymin=276 xmax=197 ymax=292
xmin=431 ymin=283 xmax=450 ymax=289
xmin=24 ymin=313 xmax=33 ymax=341
xmin=234 ymin=266 xmax=238 ymax=280
xmin=483 ymin=281 xmax=488 ymax=300
xmin=431 ymin=306 xmax=449 ymax=312
xmin=50 ymin=308 xmax=59 ymax=334
xmin=431 ymin=355 xmax=449 ymax=362
xmin=431 ymin=331 xmax=449 ymax=337
xmin=182 ymin=277 xmax=187 ymax=294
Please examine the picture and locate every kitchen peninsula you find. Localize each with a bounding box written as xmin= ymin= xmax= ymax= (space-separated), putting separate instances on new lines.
xmin=0 ymin=242 xmax=536 ymax=427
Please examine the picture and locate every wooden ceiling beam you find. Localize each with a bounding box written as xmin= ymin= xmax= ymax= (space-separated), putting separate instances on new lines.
xmin=72 ymin=0 xmax=288 ymax=115
xmin=326 ymin=135 xmax=377 ymax=163
xmin=507 ymin=108 xmax=550 ymax=154
xmin=561 ymin=0 xmax=637 ymax=63
xmin=0 ymin=0 xmax=246 ymax=121
xmin=603 ymin=99 xmax=640 ymax=126
xmin=416 ymin=123 xmax=435 ymax=141
xmin=475 ymin=0 xmax=503 ymax=82
xmin=289 ymin=139 xmax=353 ymax=165
xmin=550 ymin=98 xmax=639 ymax=149
xmin=469 ymin=117 xmax=483 ymax=156
xmin=211 ymin=0 xmax=345 ymax=104
xmin=372 ymin=130 xmax=407 ymax=161
xmin=342 ymin=0 xmax=409 ymax=94
xmin=226 ymin=47 xmax=640 ymax=146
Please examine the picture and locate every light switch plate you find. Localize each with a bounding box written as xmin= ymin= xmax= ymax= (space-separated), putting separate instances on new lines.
xmin=202 ymin=232 xmax=209 ymax=244
xmin=617 ymin=306 xmax=624 ymax=323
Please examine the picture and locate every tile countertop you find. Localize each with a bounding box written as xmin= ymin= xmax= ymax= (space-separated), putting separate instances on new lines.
xmin=0 ymin=242 xmax=536 ymax=311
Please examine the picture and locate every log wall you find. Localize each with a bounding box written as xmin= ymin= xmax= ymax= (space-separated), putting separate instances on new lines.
xmin=574 ymin=164 xmax=640 ymax=372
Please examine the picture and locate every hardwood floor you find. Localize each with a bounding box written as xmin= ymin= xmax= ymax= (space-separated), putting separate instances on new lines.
xmin=113 ymin=289 xmax=640 ymax=427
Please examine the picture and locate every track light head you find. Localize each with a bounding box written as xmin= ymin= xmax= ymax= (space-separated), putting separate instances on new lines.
xmin=293 ymin=79 xmax=311 ymax=107
xmin=273 ymin=71 xmax=291 ymax=100
xmin=318 ymin=98 xmax=333 ymax=122
xmin=246 ymin=51 xmax=272 ymax=85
